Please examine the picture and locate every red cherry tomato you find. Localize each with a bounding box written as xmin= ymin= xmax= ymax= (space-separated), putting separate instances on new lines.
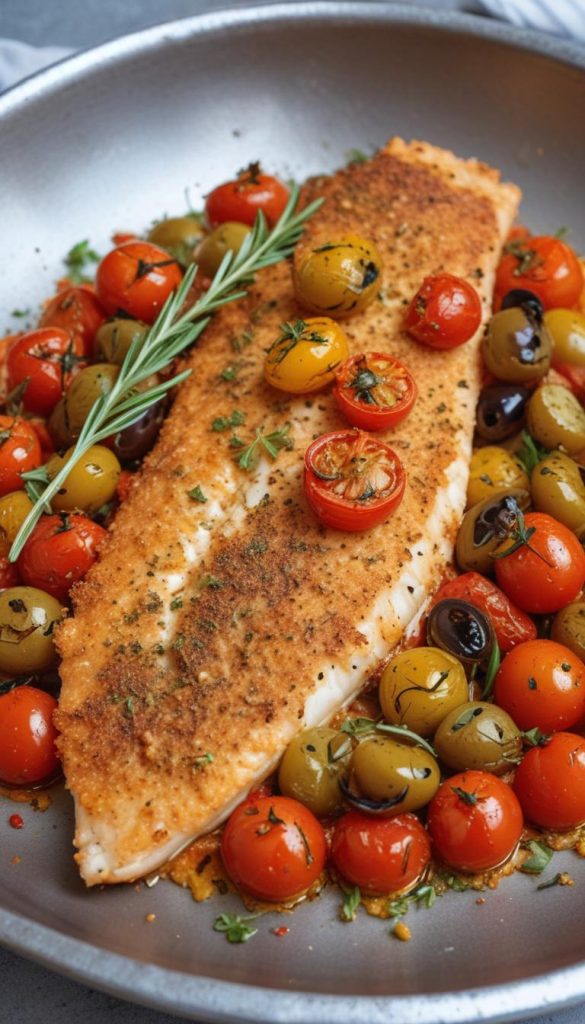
xmin=494 ymin=512 xmax=585 ymax=614
xmin=428 ymin=770 xmax=523 ymax=873
xmin=513 ymin=732 xmax=585 ymax=829
xmin=493 ymin=639 xmax=585 ymax=733
xmin=405 ymin=273 xmax=482 ymax=350
xmin=333 ymin=352 xmax=417 ymax=431
xmin=304 ymin=430 xmax=405 ymax=532
xmin=220 ymin=795 xmax=326 ymax=902
xmin=330 ymin=811 xmax=431 ymax=895
xmin=495 ymin=236 xmax=584 ymax=311
xmin=95 ymin=241 xmax=183 ymax=324
xmin=6 ymin=328 xmax=87 ymax=416
xmin=430 ymin=572 xmax=536 ymax=653
xmin=0 ymin=543 xmax=20 ymax=589
xmin=39 ymin=285 xmax=106 ymax=357
xmin=0 ymin=686 xmax=59 ymax=786
xmin=18 ymin=513 xmax=107 ymax=602
xmin=28 ymin=418 xmax=55 ymax=459
xmin=0 ymin=416 xmax=42 ymax=498
xmin=205 ymin=163 xmax=289 ymax=229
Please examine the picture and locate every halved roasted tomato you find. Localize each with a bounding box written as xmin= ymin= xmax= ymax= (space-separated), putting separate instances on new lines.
xmin=303 ymin=429 xmax=405 ymax=531
xmin=333 ymin=352 xmax=417 ymax=431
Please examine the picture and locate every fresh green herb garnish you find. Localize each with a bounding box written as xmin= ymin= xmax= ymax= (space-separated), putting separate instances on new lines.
xmin=187 ymin=485 xmax=207 ymax=503
xmin=521 ymin=841 xmax=553 ymax=875
xmin=11 ymin=308 xmax=31 ymax=318
xmin=213 ymin=912 xmax=260 ymax=944
xmin=481 ymin=638 xmax=501 ymax=700
xmin=266 ymin=319 xmax=327 ymax=365
xmin=339 ymin=717 xmax=436 ymax=757
xmin=194 ymin=752 xmax=214 ymax=768
xmin=517 ymin=430 xmax=549 ymax=475
xmin=211 ymin=409 xmax=246 ymax=432
xmin=235 ymin=424 xmax=293 ymax=471
xmin=345 ymin=148 xmax=369 ymax=164
xmin=64 ymin=239 xmax=100 ymax=284
xmin=10 ymin=186 xmax=322 ymax=561
xmin=537 ymin=873 xmax=564 ymax=891
xmin=340 ymin=886 xmax=361 ymax=922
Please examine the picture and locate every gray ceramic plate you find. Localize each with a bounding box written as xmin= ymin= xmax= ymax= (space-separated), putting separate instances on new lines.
xmin=1 ymin=4 xmax=585 ymax=1022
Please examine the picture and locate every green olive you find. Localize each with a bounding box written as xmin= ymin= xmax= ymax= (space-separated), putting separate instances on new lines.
xmin=544 ymin=309 xmax=585 ymax=367
xmin=63 ymin=364 xmax=120 ymax=441
xmin=551 ymin=601 xmax=585 ymax=661
xmin=348 ymin=736 xmax=440 ymax=813
xmin=531 ymin=450 xmax=585 ymax=538
xmin=147 ymin=216 xmax=203 ymax=263
xmin=0 ymin=491 xmax=33 ymax=545
xmin=95 ymin=319 xmax=148 ymax=366
xmin=482 ymin=307 xmax=552 ymax=383
xmin=0 ymin=586 xmax=64 ymax=674
xmin=379 ymin=647 xmax=468 ymax=738
xmin=467 ymin=446 xmax=529 ymax=507
xmin=278 ymin=726 xmax=350 ymax=816
xmin=194 ymin=222 xmax=251 ymax=278
xmin=293 ymin=234 xmax=383 ymax=318
xmin=526 ymin=384 xmax=585 ymax=454
xmin=456 ymin=487 xmax=531 ymax=574
xmin=434 ymin=701 xmax=522 ymax=775
xmin=47 ymin=444 xmax=121 ymax=513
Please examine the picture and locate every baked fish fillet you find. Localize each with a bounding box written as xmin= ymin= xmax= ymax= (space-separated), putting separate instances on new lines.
xmin=56 ymin=139 xmax=520 ymax=885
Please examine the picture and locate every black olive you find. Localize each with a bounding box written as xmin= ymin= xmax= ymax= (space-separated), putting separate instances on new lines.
xmin=110 ymin=399 xmax=166 ymax=463
xmin=475 ymin=384 xmax=531 ymax=442
xmin=426 ymin=598 xmax=494 ymax=669
xmin=501 ymin=289 xmax=544 ymax=322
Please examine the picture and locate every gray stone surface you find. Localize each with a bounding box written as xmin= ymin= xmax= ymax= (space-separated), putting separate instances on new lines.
xmin=0 ymin=1 xmax=583 ymax=1022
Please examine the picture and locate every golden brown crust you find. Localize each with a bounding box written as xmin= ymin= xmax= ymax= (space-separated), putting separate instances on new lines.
xmin=55 ymin=139 xmax=520 ymax=883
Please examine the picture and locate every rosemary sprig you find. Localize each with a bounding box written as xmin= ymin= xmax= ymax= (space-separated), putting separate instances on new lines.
xmin=9 ymin=187 xmax=321 ymax=562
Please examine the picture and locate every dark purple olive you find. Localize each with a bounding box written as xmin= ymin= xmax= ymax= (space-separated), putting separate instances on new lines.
xmin=475 ymin=384 xmax=530 ymax=442
xmin=110 ymin=400 xmax=166 ymax=462
xmin=426 ymin=598 xmax=494 ymax=670
xmin=501 ymin=288 xmax=544 ymax=322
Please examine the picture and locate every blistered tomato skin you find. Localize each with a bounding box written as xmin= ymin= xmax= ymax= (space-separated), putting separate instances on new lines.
xmin=294 ymin=235 xmax=383 ymax=318
xmin=6 ymin=328 xmax=87 ymax=417
xmin=429 ymin=572 xmax=536 ymax=653
xmin=96 ymin=241 xmax=183 ymax=324
xmin=221 ymin=795 xmax=326 ymax=902
xmin=428 ymin=770 xmax=524 ymax=873
xmin=493 ymin=639 xmax=585 ymax=733
xmin=494 ymin=512 xmax=585 ymax=614
xmin=0 ymin=686 xmax=60 ymax=786
xmin=18 ymin=514 xmax=107 ymax=602
xmin=264 ymin=317 xmax=350 ymax=394
xmin=330 ymin=811 xmax=431 ymax=895
xmin=0 ymin=416 xmax=42 ymax=498
xmin=405 ymin=273 xmax=482 ymax=350
xmin=205 ymin=165 xmax=289 ymax=228
xmin=39 ymin=285 xmax=106 ymax=357
xmin=513 ymin=732 xmax=585 ymax=830
xmin=495 ymin=236 xmax=584 ymax=311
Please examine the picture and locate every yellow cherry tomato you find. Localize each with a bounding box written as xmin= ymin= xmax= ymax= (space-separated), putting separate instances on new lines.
xmin=293 ymin=234 xmax=383 ymax=318
xmin=264 ymin=317 xmax=350 ymax=394
xmin=47 ymin=444 xmax=121 ymax=513
xmin=379 ymin=647 xmax=468 ymax=738
xmin=0 ymin=491 xmax=33 ymax=545
xmin=544 ymin=308 xmax=585 ymax=367
xmin=466 ymin=446 xmax=529 ymax=508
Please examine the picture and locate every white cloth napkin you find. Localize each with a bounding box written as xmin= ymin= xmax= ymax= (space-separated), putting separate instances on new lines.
xmin=477 ymin=0 xmax=585 ymax=42
xmin=0 ymin=38 xmax=71 ymax=92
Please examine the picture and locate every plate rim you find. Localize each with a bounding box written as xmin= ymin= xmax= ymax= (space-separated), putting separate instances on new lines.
xmin=0 ymin=0 xmax=583 ymax=119
xmin=1 ymin=3 xmax=584 ymax=1022
xmin=3 ymin=903 xmax=585 ymax=1024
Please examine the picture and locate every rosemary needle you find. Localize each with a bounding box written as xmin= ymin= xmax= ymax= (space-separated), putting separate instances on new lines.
xmin=9 ymin=186 xmax=322 ymax=562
